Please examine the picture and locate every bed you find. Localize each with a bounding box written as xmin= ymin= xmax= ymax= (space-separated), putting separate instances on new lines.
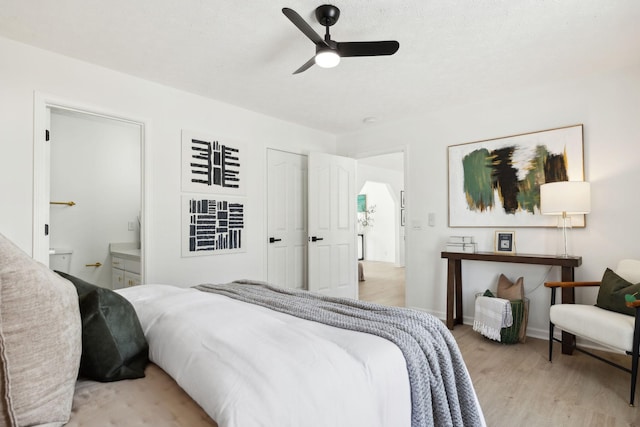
xmin=0 ymin=232 xmax=484 ymax=427
xmin=114 ymin=281 xmax=485 ymax=427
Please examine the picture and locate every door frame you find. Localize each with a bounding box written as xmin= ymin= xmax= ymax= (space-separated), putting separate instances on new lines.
xmin=32 ymin=91 xmax=149 ymax=280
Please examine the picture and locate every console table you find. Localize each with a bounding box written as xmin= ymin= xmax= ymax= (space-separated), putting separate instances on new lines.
xmin=441 ymin=251 xmax=582 ymax=353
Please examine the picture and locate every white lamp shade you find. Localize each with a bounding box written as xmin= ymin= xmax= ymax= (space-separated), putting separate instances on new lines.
xmin=315 ymin=49 xmax=340 ymax=68
xmin=540 ymin=181 xmax=591 ymax=215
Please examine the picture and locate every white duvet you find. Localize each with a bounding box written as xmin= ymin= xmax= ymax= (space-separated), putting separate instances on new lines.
xmin=118 ymin=284 xmax=412 ymax=427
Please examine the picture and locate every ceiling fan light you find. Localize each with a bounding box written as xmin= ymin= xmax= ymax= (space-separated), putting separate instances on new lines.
xmin=315 ymin=49 xmax=340 ymax=68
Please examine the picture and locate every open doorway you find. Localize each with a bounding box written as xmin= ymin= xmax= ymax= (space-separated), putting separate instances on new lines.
xmin=33 ymin=94 xmax=146 ymax=288
xmin=49 ymin=109 xmax=142 ymax=289
xmin=356 ymin=151 xmax=405 ymax=307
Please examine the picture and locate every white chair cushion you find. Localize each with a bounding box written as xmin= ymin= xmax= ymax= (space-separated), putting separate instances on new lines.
xmin=550 ymin=304 xmax=634 ymax=352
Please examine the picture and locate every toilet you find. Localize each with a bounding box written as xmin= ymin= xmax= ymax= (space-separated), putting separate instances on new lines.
xmin=49 ymin=248 xmax=73 ymax=274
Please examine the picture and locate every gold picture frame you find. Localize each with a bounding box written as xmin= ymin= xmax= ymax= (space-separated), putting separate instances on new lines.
xmin=447 ymin=124 xmax=585 ymax=227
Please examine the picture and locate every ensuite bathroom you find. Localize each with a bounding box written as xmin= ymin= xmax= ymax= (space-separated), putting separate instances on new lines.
xmin=48 ymin=107 xmax=142 ymax=289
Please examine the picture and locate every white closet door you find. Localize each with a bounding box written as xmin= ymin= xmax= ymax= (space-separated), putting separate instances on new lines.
xmin=267 ymin=149 xmax=308 ymax=290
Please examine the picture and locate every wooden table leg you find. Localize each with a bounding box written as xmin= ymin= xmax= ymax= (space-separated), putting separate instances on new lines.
xmin=446 ymin=259 xmax=455 ymax=329
xmin=454 ymin=259 xmax=463 ymax=326
xmin=561 ymin=266 xmax=576 ymax=354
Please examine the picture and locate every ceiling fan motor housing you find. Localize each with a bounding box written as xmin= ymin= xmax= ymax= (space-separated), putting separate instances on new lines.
xmin=316 ymin=5 xmax=340 ymax=27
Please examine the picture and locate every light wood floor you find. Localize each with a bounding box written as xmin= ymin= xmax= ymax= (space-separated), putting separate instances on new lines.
xmin=358 ymin=261 xmax=640 ymax=426
xmin=358 ymin=260 xmax=405 ymax=307
xmin=453 ymin=325 xmax=640 ymax=426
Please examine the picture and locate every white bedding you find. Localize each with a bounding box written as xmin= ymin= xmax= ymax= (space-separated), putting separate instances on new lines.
xmin=118 ymin=284 xmax=412 ymax=427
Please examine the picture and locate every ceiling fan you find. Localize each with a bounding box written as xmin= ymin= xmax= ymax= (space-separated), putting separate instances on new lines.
xmin=282 ymin=5 xmax=400 ymax=74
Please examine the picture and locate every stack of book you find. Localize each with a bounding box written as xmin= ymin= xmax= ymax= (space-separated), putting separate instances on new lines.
xmin=445 ymin=236 xmax=477 ymax=253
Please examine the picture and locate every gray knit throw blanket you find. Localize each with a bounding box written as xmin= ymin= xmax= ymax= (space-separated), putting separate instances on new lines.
xmin=194 ymin=280 xmax=483 ymax=427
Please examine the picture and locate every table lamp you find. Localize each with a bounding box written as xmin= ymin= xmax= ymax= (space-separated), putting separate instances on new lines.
xmin=540 ymin=181 xmax=591 ymax=257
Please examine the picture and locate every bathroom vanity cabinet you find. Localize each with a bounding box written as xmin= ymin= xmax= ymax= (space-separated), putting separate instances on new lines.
xmin=110 ymin=243 xmax=141 ymax=289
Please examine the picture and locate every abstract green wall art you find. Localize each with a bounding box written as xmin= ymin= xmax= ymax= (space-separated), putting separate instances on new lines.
xmin=448 ymin=125 xmax=584 ymax=227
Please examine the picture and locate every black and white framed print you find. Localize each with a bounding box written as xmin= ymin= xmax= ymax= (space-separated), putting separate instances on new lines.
xmin=181 ymin=130 xmax=246 ymax=195
xmin=182 ymin=195 xmax=246 ymax=256
xmin=494 ymin=231 xmax=516 ymax=254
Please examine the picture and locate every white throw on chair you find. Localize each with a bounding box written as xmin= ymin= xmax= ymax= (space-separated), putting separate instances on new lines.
xmin=545 ymin=259 xmax=640 ymax=406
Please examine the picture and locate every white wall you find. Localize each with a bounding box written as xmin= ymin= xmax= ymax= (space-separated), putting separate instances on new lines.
xmin=359 ymin=181 xmax=394 ymax=262
xmin=338 ymin=61 xmax=640 ymax=339
xmin=0 ymin=36 xmax=336 ymax=286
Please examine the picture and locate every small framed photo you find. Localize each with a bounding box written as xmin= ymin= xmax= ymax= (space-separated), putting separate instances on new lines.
xmin=495 ymin=231 xmax=516 ymax=254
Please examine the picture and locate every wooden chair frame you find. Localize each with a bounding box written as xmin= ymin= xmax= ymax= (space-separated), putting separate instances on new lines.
xmin=545 ymin=280 xmax=640 ymax=406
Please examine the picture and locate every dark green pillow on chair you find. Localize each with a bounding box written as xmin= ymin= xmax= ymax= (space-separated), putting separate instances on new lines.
xmin=596 ymin=268 xmax=640 ymax=316
xmin=55 ymin=271 xmax=149 ymax=381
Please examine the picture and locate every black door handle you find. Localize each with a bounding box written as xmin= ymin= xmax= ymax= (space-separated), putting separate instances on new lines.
xmin=269 ymin=237 xmax=282 ymax=243
xmin=311 ymin=236 xmax=324 ymax=242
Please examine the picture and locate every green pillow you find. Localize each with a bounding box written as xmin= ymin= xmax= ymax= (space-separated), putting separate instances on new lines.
xmin=595 ymin=268 xmax=640 ymax=316
xmin=55 ymin=271 xmax=149 ymax=382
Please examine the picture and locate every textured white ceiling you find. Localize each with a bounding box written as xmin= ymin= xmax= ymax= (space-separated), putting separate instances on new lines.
xmin=1 ymin=1 xmax=639 ymax=135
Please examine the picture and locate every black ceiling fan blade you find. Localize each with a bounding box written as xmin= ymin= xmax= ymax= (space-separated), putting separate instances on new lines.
xmin=293 ymin=56 xmax=316 ymax=75
xmin=282 ymin=8 xmax=326 ymax=47
xmin=336 ymin=41 xmax=400 ymax=57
